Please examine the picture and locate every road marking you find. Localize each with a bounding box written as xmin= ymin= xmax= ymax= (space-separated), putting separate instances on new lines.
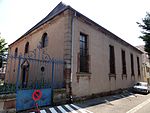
xmin=30 ymin=110 xmax=46 ymax=113
xmin=30 ymin=104 xmax=93 ymax=113
xmin=70 ymin=104 xmax=87 ymax=113
xmin=64 ymin=104 xmax=78 ymax=113
xmin=57 ymin=106 xmax=68 ymax=113
xmin=49 ymin=107 xmax=57 ymax=113
xmin=71 ymin=104 xmax=93 ymax=113
xmin=40 ymin=110 xmax=47 ymax=113
xmin=126 ymin=98 xmax=150 ymax=113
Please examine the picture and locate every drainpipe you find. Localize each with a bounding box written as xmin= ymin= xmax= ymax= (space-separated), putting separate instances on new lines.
xmin=70 ymin=11 xmax=76 ymax=102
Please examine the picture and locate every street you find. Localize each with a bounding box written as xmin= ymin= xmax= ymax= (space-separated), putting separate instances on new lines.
xmin=22 ymin=91 xmax=150 ymax=113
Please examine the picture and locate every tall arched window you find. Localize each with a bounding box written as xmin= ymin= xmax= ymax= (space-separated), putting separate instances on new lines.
xmin=24 ymin=42 xmax=29 ymax=54
xmin=14 ymin=48 xmax=18 ymax=57
xmin=41 ymin=33 xmax=48 ymax=48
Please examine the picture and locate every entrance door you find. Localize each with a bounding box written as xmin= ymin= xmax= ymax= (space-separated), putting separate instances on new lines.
xmin=21 ymin=60 xmax=29 ymax=88
xmin=22 ymin=67 xmax=27 ymax=88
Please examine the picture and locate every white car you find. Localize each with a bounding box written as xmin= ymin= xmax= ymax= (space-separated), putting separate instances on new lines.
xmin=133 ymin=82 xmax=150 ymax=94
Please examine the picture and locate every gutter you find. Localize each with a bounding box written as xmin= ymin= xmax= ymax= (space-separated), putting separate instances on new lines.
xmin=70 ymin=11 xmax=76 ymax=102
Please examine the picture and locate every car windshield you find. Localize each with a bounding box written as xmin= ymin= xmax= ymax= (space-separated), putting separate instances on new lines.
xmin=135 ymin=82 xmax=147 ymax=87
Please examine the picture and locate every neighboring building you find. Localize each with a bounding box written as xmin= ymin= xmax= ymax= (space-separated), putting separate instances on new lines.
xmin=0 ymin=62 xmax=6 ymax=85
xmin=6 ymin=2 xmax=143 ymax=100
xmin=136 ymin=45 xmax=150 ymax=84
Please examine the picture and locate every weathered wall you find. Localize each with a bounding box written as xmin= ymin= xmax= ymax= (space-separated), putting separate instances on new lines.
xmin=71 ymin=16 xmax=143 ymax=97
xmin=5 ymin=7 xmax=143 ymax=99
xmin=5 ymin=10 xmax=69 ymax=85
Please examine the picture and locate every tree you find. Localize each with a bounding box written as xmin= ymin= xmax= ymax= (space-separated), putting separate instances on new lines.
xmin=137 ymin=12 xmax=150 ymax=58
xmin=0 ymin=35 xmax=8 ymax=67
xmin=0 ymin=36 xmax=8 ymax=55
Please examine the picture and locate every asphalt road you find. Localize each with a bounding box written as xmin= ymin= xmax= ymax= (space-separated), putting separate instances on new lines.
xmin=21 ymin=90 xmax=150 ymax=113
xmin=136 ymin=101 xmax=150 ymax=113
xmin=79 ymin=91 xmax=150 ymax=113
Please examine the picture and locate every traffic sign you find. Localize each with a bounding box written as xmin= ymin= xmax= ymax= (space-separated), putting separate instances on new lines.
xmin=32 ymin=90 xmax=42 ymax=101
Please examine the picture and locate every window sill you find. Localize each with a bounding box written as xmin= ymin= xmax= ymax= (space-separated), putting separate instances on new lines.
xmin=76 ymin=72 xmax=91 ymax=82
xmin=109 ymin=73 xmax=116 ymax=77
xmin=76 ymin=72 xmax=91 ymax=77
xmin=122 ymin=74 xmax=127 ymax=77
xmin=122 ymin=74 xmax=127 ymax=80
xmin=109 ymin=73 xmax=116 ymax=80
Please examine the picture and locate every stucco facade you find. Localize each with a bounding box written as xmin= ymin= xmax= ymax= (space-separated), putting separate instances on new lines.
xmin=6 ymin=2 xmax=143 ymax=100
xmin=6 ymin=6 xmax=69 ymax=85
xmin=71 ymin=16 xmax=143 ymax=97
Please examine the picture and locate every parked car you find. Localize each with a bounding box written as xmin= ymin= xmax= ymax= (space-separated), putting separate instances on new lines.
xmin=132 ymin=82 xmax=150 ymax=94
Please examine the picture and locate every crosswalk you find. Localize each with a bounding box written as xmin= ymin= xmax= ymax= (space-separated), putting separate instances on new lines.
xmin=30 ymin=104 xmax=93 ymax=113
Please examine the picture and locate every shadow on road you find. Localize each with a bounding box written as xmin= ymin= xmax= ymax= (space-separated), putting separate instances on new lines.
xmin=75 ymin=90 xmax=145 ymax=109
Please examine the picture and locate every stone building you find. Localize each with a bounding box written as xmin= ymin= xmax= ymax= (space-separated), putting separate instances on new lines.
xmin=136 ymin=45 xmax=150 ymax=84
xmin=6 ymin=2 xmax=143 ymax=100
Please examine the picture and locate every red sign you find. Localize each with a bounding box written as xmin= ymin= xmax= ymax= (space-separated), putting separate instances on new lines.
xmin=32 ymin=90 xmax=42 ymax=101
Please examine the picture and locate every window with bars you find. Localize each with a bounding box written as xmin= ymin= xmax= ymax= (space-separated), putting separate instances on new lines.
xmin=80 ymin=33 xmax=89 ymax=73
xmin=130 ymin=53 xmax=134 ymax=75
xmin=137 ymin=56 xmax=140 ymax=75
xmin=109 ymin=45 xmax=116 ymax=74
xmin=121 ymin=50 xmax=126 ymax=74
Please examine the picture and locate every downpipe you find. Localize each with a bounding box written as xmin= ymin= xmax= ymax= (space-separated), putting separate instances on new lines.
xmin=69 ymin=11 xmax=76 ymax=103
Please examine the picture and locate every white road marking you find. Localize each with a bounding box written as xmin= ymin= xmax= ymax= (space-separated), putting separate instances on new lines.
xmin=64 ymin=104 xmax=78 ymax=113
xmin=40 ymin=110 xmax=47 ymax=113
xmin=49 ymin=107 xmax=58 ymax=113
xmin=70 ymin=104 xmax=86 ymax=113
xmin=30 ymin=104 xmax=93 ymax=113
xmin=71 ymin=104 xmax=93 ymax=113
xmin=126 ymin=98 xmax=150 ymax=113
xmin=57 ymin=106 xmax=68 ymax=113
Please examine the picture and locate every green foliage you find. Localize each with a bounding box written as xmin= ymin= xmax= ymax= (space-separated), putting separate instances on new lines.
xmin=0 ymin=35 xmax=8 ymax=67
xmin=137 ymin=12 xmax=150 ymax=57
xmin=0 ymin=36 xmax=8 ymax=55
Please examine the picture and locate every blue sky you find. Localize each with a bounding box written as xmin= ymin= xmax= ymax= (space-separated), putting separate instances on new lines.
xmin=0 ymin=0 xmax=150 ymax=46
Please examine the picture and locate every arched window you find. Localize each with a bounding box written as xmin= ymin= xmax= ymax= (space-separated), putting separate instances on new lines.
xmin=14 ymin=48 xmax=18 ymax=57
xmin=24 ymin=42 xmax=29 ymax=54
xmin=41 ymin=33 xmax=48 ymax=48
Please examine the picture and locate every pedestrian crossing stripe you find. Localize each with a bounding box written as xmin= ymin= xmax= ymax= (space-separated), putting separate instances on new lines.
xmin=30 ymin=104 xmax=93 ymax=113
xmin=57 ymin=106 xmax=68 ymax=113
xmin=65 ymin=104 xmax=78 ymax=113
xmin=40 ymin=110 xmax=46 ymax=113
xmin=71 ymin=104 xmax=93 ymax=113
xmin=49 ymin=108 xmax=57 ymax=113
